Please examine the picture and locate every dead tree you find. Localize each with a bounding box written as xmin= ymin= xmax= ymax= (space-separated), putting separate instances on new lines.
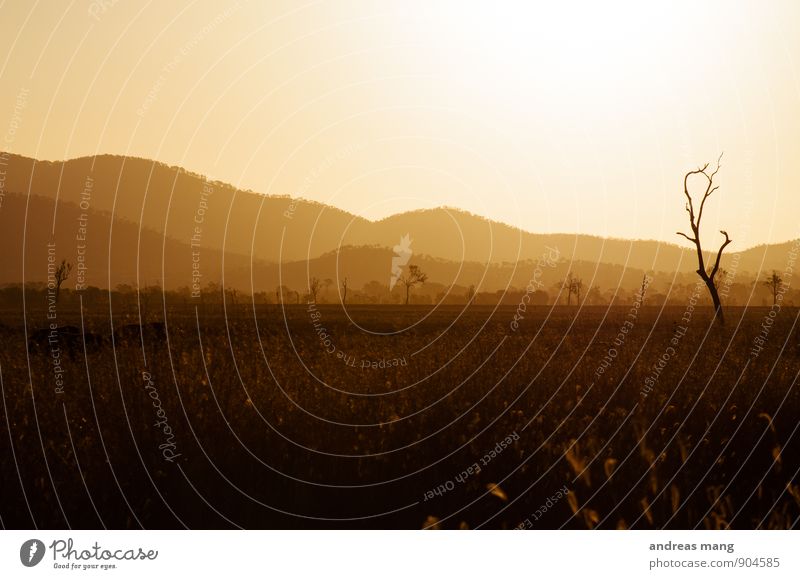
xmin=341 ymin=277 xmax=348 ymax=305
xmin=763 ymin=270 xmax=783 ymax=306
xmin=676 ymin=154 xmax=732 ymax=325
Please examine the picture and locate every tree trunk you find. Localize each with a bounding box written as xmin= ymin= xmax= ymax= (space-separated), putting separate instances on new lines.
xmin=705 ymin=278 xmax=725 ymax=326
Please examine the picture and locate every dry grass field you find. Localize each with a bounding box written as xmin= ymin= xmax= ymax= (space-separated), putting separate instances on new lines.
xmin=1 ymin=303 xmax=798 ymax=529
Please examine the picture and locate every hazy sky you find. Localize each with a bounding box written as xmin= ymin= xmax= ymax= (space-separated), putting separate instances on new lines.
xmin=1 ymin=0 xmax=798 ymax=247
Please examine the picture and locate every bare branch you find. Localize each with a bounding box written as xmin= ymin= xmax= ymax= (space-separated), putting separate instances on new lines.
xmin=697 ymin=154 xmax=723 ymax=226
xmin=709 ymin=152 xmax=724 ymax=181
xmin=709 ymin=230 xmax=732 ymax=282
xmin=682 ymin=171 xmax=698 ymax=226
xmin=676 ymin=231 xmax=697 ymax=243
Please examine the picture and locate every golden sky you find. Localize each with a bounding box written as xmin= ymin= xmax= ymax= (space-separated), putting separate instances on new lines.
xmin=1 ymin=0 xmax=798 ymax=247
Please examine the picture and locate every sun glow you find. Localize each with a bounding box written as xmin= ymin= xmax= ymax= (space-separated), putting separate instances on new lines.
xmin=405 ymin=2 xmax=742 ymax=125
xmin=0 ymin=0 xmax=797 ymax=244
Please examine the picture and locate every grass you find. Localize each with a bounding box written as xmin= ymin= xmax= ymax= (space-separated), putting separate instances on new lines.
xmin=0 ymin=303 xmax=798 ymax=529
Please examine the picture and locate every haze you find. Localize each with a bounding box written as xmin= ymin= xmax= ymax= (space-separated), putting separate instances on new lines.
xmin=1 ymin=0 xmax=798 ymax=247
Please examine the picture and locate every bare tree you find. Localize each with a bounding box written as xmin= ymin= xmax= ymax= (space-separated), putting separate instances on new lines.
xmin=308 ymin=277 xmax=321 ymax=303
xmin=676 ymin=154 xmax=732 ymax=325
xmin=763 ymin=270 xmax=783 ymax=306
xmin=399 ymin=264 xmax=428 ymax=305
xmin=54 ymin=259 xmax=72 ymax=303
xmin=561 ymin=273 xmax=581 ymax=305
xmin=341 ymin=277 xmax=348 ymax=305
xmin=571 ymin=276 xmax=583 ymax=304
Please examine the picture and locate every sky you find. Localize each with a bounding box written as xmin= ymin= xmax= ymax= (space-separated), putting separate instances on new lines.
xmin=0 ymin=0 xmax=798 ymax=248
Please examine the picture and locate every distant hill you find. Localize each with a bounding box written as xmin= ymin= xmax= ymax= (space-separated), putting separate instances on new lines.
xmin=0 ymin=153 xmax=370 ymax=265
xmin=253 ymin=245 xmax=688 ymax=296
xmin=0 ymin=193 xmax=258 ymax=291
xmin=0 ymin=153 xmax=795 ymax=295
xmin=0 ymin=194 xmax=664 ymax=295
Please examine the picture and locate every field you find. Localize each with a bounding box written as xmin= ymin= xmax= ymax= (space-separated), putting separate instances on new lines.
xmin=1 ymin=302 xmax=799 ymax=529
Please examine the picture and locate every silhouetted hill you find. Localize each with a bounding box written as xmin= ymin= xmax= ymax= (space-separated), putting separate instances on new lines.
xmin=260 ymin=245 xmax=695 ymax=300
xmin=0 ymin=153 xmax=795 ymax=294
xmin=0 ymin=193 xmax=258 ymax=291
xmin=0 ymin=153 xmax=370 ymax=264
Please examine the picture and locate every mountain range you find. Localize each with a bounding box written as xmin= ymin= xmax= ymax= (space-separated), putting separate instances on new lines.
xmin=0 ymin=153 xmax=793 ymax=295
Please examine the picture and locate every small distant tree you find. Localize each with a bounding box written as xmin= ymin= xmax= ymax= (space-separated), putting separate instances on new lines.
xmin=467 ymin=284 xmax=476 ymax=303
xmin=399 ymin=264 xmax=428 ymax=305
xmin=54 ymin=259 xmax=72 ymax=303
xmin=571 ymin=276 xmax=583 ymax=304
xmin=587 ymin=285 xmax=604 ymax=306
xmin=763 ymin=270 xmax=783 ymax=306
xmin=676 ymin=154 xmax=732 ymax=325
xmin=308 ymin=277 xmax=321 ymax=303
xmin=341 ymin=277 xmax=348 ymax=305
xmin=560 ymin=275 xmax=571 ymax=305
xmin=276 ymin=285 xmax=292 ymax=304
xmin=362 ymin=280 xmax=387 ymax=304
xmin=561 ymin=273 xmax=581 ymax=305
